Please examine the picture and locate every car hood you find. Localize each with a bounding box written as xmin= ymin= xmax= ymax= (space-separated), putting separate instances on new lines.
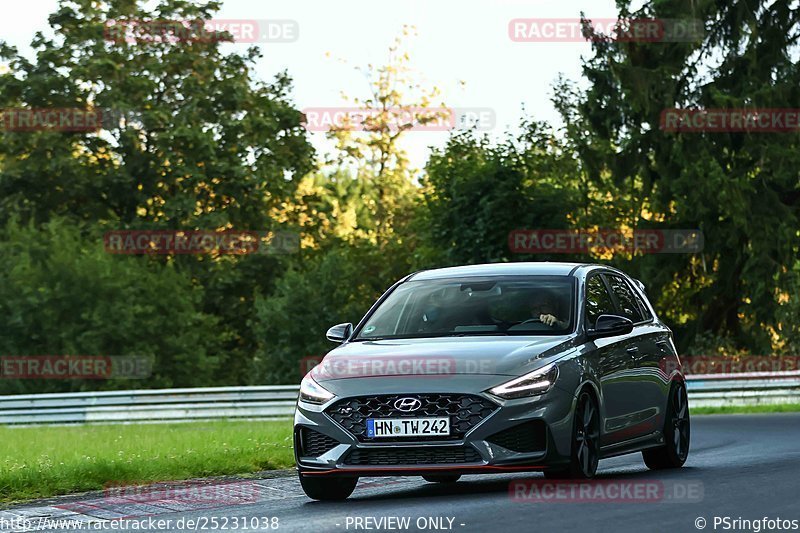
xmin=311 ymin=335 xmax=580 ymax=382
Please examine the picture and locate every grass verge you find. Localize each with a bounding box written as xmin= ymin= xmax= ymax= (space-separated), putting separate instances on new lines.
xmin=691 ymin=403 xmax=800 ymax=415
xmin=4 ymin=406 xmax=800 ymax=504
xmin=0 ymin=420 xmax=294 ymax=504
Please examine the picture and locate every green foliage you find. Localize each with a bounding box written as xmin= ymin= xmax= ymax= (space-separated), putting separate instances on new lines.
xmin=1 ymin=0 xmax=798 ymax=394
xmin=0 ymin=0 xmax=315 ymax=388
xmin=0 ymin=420 xmax=294 ymax=503
xmin=0 ymin=0 xmax=313 ymax=228
xmin=250 ymin=242 xmax=413 ymax=384
xmin=549 ymin=1 xmax=800 ymax=352
xmin=0 ymin=219 xmax=224 ymax=393
xmin=419 ymin=120 xmax=582 ymax=266
xmin=321 ymin=25 xmax=432 ymax=243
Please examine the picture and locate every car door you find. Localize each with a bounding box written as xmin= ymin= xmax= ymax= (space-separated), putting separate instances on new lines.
xmin=604 ymin=274 xmax=662 ymax=440
xmin=584 ymin=274 xmax=636 ymax=446
xmin=628 ymin=279 xmax=678 ymax=432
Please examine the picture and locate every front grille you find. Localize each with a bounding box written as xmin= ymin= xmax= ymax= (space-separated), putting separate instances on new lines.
xmin=299 ymin=428 xmax=341 ymax=456
xmin=343 ymin=445 xmax=483 ymax=466
xmin=486 ymin=421 xmax=547 ymax=453
xmin=326 ymin=394 xmax=498 ymax=442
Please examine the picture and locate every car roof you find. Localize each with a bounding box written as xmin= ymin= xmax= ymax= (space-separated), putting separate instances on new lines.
xmin=407 ymin=262 xmax=601 ymax=281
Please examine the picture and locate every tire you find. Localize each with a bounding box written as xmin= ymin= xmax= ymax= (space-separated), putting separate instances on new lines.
xmin=422 ymin=474 xmax=461 ymax=483
xmin=546 ymin=390 xmax=600 ymax=479
xmin=643 ymin=381 xmax=690 ymax=470
xmin=298 ymin=473 xmax=358 ymax=501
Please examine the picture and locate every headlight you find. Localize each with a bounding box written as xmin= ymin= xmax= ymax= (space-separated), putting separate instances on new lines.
xmin=299 ymin=372 xmax=335 ymax=404
xmin=488 ymin=363 xmax=559 ymax=400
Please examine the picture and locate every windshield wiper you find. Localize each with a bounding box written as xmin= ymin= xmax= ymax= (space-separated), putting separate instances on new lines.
xmin=451 ymin=331 xmax=509 ymax=336
xmin=354 ymin=331 xmax=512 ymax=341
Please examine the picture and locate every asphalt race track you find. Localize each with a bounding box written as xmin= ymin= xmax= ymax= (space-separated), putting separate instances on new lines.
xmin=2 ymin=413 xmax=799 ymax=533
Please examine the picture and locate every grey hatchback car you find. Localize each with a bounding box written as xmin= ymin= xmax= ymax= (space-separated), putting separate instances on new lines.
xmin=294 ymin=263 xmax=690 ymax=500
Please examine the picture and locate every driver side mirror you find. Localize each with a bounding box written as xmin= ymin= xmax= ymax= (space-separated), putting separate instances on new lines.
xmin=587 ymin=314 xmax=634 ymax=340
xmin=326 ymin=323 xmax=353 ymax=343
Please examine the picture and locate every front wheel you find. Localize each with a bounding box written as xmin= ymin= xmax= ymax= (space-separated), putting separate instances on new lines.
xmin=546 ymin=390 xmax=600 ymax=479
xmin=643 ymin=381 xmax=690 ymax=470
xmin=298 ymin=473 xmax=358 ymax=501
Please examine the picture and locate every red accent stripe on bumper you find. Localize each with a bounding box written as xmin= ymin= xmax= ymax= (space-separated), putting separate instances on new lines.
xmin=300 ymin=464 xmax=546 ymax=475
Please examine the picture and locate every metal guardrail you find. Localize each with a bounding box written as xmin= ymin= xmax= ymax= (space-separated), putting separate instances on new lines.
xmin=685 ymin=371 xmax=800 ymax=408
xmin=0 ymin=372 xmax=797 ymax=425
xmin=0 ymin=386 xmax=299 ymax=425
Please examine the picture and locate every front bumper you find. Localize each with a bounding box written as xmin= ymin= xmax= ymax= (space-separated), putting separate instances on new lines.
xmin=293 ymin=375 xmax=576 ymax=476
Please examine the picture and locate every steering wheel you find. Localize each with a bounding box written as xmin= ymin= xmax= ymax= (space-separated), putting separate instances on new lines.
xmin=500 ymin=317 xmax=543 ymax=330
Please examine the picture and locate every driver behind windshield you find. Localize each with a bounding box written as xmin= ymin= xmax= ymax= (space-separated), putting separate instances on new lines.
xmin=528 ymin=292 xmax=568 ymax=329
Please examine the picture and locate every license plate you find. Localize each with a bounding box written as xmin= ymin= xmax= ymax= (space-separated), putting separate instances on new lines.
xmin=366 ymin=417 xmax=450 ymax=438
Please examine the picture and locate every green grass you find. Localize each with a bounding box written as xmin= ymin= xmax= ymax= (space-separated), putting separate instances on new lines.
xmin=0 ymin=420 xmax=294 ymax=504
xmin=4 ymin=406 xmax=800 ymax=504
xmin=691 ymin=403 xmax=800 ymax=415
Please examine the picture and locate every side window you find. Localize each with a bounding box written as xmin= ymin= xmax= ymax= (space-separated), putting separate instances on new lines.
xmin=607 ymin=275 xmax=644 ymax=323
xmin=585 ymin=276 xmax=615 ymax=328
xmin=632 ymin=286 xmax=653 ymax=321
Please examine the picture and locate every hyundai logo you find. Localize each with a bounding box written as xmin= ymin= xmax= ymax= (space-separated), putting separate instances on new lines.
xmin=394 ymin=397 xmax=422 ymax=412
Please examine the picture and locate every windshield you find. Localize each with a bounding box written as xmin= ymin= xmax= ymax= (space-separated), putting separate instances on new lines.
xmin=355 ymin=276 xmax=575 ymax=340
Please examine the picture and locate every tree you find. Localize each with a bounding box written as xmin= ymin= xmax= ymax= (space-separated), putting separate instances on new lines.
xmin=419 ymin=119 xmax=583 ymax=266
xmin=0 ymin=0 xmax=316 ymax=385
xmin=0 ymin=219 xmax=225 ymax=394
xmin=558 ymin=1 xmax=800 ymax=351
xmin=315 ymin=25 xmax=445 ymax=244
xmin=251 ymin=27 xmax=447 ymax=382
xmin=0 ymin=0 xmax=313 ymax=229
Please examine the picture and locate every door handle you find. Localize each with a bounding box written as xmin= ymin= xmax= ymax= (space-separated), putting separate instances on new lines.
xmin=626 ymin=347 xmax=640 ymax=356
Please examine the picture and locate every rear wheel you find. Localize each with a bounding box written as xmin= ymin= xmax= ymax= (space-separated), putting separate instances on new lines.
xmin=545 ymin=390 xmax=600 ymax=479
xmin=298 ymin=473 xmax=358 ymax=501
xmin=643 ymin=382 xmax=690 ymax=469
xmin=422 ymin=474 xmax=461 ymax=483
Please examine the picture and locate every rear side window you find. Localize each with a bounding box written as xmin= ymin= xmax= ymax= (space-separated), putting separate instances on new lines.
xmin=585 ymin=276 xmax=615 ymax=328
xmin=607 ymin=275 xmax=644 ymax=323
xmin=631 ymin=285 xmax=653 ymax=321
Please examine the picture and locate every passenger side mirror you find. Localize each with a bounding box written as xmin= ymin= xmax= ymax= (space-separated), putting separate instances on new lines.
xmin=587 ymin=314 xmax=634 ymax=340
xmin=326 ymin=323 xmax=353 ymax=343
